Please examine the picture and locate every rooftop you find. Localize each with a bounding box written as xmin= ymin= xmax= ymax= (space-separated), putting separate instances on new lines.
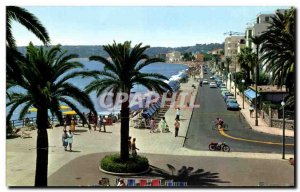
xmin=249 ymin=85 xmax=287 ymax=93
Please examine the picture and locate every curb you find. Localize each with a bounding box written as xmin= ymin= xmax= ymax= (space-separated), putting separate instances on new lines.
xmin=99 ymin=166 xmax=151 ymax=176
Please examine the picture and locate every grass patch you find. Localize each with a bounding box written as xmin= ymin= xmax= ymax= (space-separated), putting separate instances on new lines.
xmin=100 ymin=154 xmax=149 ymax=173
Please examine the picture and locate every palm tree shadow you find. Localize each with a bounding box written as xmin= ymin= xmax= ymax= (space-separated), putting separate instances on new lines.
xmin=147 ymin=164 xmax=230 ymax=186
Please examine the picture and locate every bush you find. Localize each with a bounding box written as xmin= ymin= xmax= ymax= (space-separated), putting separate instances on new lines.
xmin=100 ymin=154 xmax=149 ymax=173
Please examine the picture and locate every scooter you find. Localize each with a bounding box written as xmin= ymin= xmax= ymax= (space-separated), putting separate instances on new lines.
xmin=208 ymin=142 xmax=230 ymax=152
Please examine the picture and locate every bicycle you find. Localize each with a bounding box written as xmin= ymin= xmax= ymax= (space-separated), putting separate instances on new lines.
xmin=211 ymin=120 xmax=228 ymax=131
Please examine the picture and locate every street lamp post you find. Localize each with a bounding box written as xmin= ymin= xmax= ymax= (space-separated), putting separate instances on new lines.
xmin=242 ymin=79 xmax=245 ymax=109
xmin=234 ymin=60 xmax=237 ymax=98
xmin=281 ymin=101 xmax=286 ymax=159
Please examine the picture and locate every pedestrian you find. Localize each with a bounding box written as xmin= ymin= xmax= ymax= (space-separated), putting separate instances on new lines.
xmin=67 ymin=129 xmax=74 ymax=152
xmin=102 ymin=117 xmax=106 ymax=132
xmin=82 ymin=112 xmax=86 ymax=127
xmin=93 ymin=113 xmax=97 ymax=131
xmin=131 ymin=138 xmax=139 ymax=158
xmin=97 ymin=115 xmax=102 ymax=131
xmin=149 ymin=118 xmax=155 ymax=133
xmin=160 ymin=117 xmax=169 ymax=133
xmin=128 ymin=136 xmax=132 ymax=154
xmin=70 ymin=117 xmax=75 ymax=132
xmin=62 ymin=129 xmax=68 ymax=151
xmin=174 ymin=119 xmax=180 ymax=137
xmin=63 ymin=118 xmax=67 ymax=131
xmin=249 ymin=104 xmax=254 ymax=118
xmin=175 ymin=107 xmax=181 ymax=121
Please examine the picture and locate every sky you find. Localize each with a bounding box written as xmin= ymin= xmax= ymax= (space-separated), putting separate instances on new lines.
xmin=11 ymin=6 xmax=289 ymax=47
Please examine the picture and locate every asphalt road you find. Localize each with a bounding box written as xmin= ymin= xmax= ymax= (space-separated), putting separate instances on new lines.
xmin=184 ymin=73 xmax=294 ymax=154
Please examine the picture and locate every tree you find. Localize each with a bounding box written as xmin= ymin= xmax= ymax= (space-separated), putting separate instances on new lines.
xmin=86 ymin=41 xmax=171 ymax=161
xmin=212 ymin=54 xmax=220 ymax=71
xmin=7 ymin=43 xmax=97 ymax=186
xmin=259 ymin=8 xmax=295 ymax=107
xmin=6 ymin=6 xmax=50 ymax=48
xmin=237 ymin=47 xmax=256 ymax=83
xmin=6 ymin=6 xmax=50 ymax=99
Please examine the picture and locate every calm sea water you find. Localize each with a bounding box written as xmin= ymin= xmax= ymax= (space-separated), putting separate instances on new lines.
xmin=8 ymin=58 xmax=188 ymax=120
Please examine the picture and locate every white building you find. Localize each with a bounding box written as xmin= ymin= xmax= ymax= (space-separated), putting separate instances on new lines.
xmin=224 ymin=36 xmax=245 ymax=72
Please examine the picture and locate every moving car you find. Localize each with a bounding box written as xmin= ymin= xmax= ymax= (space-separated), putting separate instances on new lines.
xmin=203 ymin=79 xmax=208 ymax=84
xmin=226 ymin=100 xmax=240 ymax=110
xmin=209 ymin=82 xmax=217 ymax=88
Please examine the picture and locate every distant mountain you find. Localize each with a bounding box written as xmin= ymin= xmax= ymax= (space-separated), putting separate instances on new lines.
xmin=17 ymin=43 xmax=224 ymax=58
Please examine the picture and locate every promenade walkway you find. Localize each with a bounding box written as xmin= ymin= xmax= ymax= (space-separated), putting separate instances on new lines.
xmin=6 ymin=78 xmax=294 ymax=187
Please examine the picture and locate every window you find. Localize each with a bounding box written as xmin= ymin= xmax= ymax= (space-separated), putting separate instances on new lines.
xmin=256 ymin=17 xmax=259 ymax=23
xmin=248 ymin=30 xmax=252 ymax=38
xmin=265 ymin=17 xmax=269 ymax=22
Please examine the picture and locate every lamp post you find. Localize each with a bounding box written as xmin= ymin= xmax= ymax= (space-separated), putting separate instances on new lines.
xmin=242 ymin=79 xmax=245 ymax=109
xmin=234 ymin=60 xmax=237 ymax=98
xmin=281 ymin=101 xmax=286 ymax=159
xmin=229 ymin=73 xmax=231 ymax=91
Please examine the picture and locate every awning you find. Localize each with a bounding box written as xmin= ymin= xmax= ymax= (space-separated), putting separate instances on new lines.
xmin=63 ymin=110 xmax=77 ymax=115
xmin=244 ymin=89 xmax=260 ymax=101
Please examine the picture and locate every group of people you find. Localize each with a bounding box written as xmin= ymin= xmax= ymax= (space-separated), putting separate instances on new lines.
xmin=62 ymin=129 xmax=74 ymax=151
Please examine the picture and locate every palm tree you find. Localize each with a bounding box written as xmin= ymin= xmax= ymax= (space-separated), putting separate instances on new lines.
xmin=212 ymin=54 xmax=220 ymax=71
xmin=86 ymin=41 xmax=172 ymax=161
xmin=6 ymin=6 xmax=50 ymax=48
xmin=6 ymin=6 xmax=50 ymax=98
xmin=7 ymin=43 xmax=97 ymax=186
xmin=237 ymin=47 xmax=256 ymax=82
xmin=259 ymin=8 xmax=295 ymax=107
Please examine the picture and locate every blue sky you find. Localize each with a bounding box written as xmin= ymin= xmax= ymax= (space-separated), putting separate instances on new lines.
xmin=12 ymin=6 xmax=289 ymax=47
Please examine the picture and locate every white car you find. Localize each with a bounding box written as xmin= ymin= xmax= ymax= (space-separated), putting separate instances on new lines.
xmin=209 ymin=82 xmax=217 ymax=88
xmin=203 ymin=79 xmax=208 ymax=84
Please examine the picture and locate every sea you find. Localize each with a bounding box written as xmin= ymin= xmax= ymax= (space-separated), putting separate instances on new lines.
xmin=8 ymin=58 xmax=188 ymax=120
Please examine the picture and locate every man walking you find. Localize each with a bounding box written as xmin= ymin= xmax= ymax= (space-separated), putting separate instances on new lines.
xmin=174 ymin=119 xmax=180 ymax=137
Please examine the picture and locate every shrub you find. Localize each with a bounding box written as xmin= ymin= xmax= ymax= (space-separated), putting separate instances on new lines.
xmin=100 ymin=154 xmax=149 ymax=173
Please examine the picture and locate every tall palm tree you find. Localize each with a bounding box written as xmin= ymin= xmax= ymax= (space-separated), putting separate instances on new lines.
xmin=225 ymin=56 xmax=232 ymax=74
xmin=212 ymin=54 xmax=220 ymax=71
xmin=86 ymin=41 xmax=172 ymax=161
xmin=259 ymin=8 xmax=295 ymax=107
xmin=6 ymin=6 xmax=50 ymax=99
xmin=7 ymin=43 xmax=97 ymax=186
xmin=6 ymin=6 xmax=50 ymax=48
xmin=237 ymin=47 xmax=256 ymax=82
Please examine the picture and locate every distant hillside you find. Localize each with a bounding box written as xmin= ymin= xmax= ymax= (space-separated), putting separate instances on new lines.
xmin=17 ymin=43 xmax=224 ymax=58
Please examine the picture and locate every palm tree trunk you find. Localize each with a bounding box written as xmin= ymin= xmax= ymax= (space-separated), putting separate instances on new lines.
xmin=120 ymin=96 xmax=130 ymax=161
xmin=34 ymin=107 xmax=49 ymax=187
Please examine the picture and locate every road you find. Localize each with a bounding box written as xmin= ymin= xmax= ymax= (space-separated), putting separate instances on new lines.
xmin=184 ymin=72 xmax=294 ymax=154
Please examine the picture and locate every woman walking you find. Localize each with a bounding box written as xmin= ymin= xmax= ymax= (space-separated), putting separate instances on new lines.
xmin=62 ymin=130 xmax=68 ymax=151
xmin=131 ymin=138 xmax=139 ymax=158
xmin=174 ymin=119 xmax=180 ymax=137
xmin=149 ymin=118 xmax=155 ymax=133
xmin=70 ymin=117 xmax=75 ymax=132
xmin=160 ymin=117 xmax=170 ymax=133
xmin=67 ymin=130 xmax=74 ymax=152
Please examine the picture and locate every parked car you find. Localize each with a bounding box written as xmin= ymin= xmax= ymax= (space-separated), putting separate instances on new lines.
xmin=226 ymin=100 xmax=240 ymax=110
xmin=224 ymin=95 xmax=236 ymax=102
xmin=223 ymin=92 xmax=234 ymax=97
xmin=226 ymin=98 xmax=238 ymax=104
xmin=209 ymin=82 xmax=217 ymax=88
xmin=210 ymin=76 xmax=215 ymax=79
xmin=221 ymin=90 xmax=231 ymax=97
xmin=203 ymin=79 xmax=208 ymax=84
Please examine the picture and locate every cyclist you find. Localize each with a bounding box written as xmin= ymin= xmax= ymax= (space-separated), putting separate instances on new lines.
xmin=215 ymin=117 xmax=224 ymax=130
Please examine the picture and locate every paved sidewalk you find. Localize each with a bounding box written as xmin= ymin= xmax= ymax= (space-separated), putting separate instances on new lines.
xmin=226 ymin=81 xmax=294 ymax=137
xmin=6 ymin=77 xmax=294 ymax=187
